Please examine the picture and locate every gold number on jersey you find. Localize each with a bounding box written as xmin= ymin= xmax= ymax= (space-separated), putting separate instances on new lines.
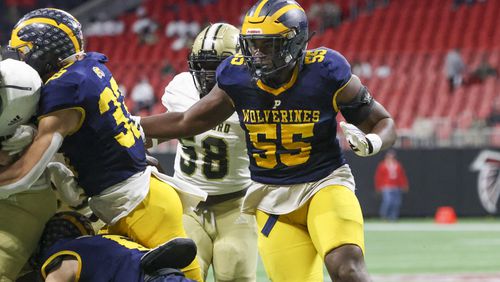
xmin=304 ymin=50 xmax=327 ymax=64
xmin=231 ymin=54 xmax=245 ymax=65
xmin=98 ymin=78 xmax=141 ymax=148
xmin=246 ymin=123 xmax=313 ymax=168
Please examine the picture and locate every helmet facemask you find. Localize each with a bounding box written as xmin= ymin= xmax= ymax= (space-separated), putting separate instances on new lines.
xmin=188 ymin=23 xmax=240 ymax=98
xmin=188 ymin=50 xmax=227 ymax=98
xmin=241 ymin=27 xmax=307 ymax=86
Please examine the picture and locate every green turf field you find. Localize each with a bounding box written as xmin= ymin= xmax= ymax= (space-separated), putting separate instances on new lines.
xmin=206 ymin=218 xmax=500 ymax=282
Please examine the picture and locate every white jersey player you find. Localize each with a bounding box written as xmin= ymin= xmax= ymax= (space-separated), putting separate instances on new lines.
xmin=161 ymin=23 xmax=258 ymax=282
xmin=0 ymin=56 xmax=57 ymax=280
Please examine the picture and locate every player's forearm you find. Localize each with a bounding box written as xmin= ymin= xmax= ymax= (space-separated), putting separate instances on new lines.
xmin=370 ymin=117 xmax=396 ymax=150
xmin=141 ymin=112 xmax=194 ymax=139
xmin=0 ymin=132 xmax=61 ymax=188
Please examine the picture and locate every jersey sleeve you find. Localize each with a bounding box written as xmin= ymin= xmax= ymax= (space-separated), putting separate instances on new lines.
xmin=38 ymin=72 xmax=86 ymax=116
xmin=216 ymin=55 xmax=247 ymax=101
xmin=319 ymin=49 xmax=352 ymax=90
xmin=162 ymin=74 xmax=182 ymax=112
xmin=162 ymin=72 xmax=193 ymax=112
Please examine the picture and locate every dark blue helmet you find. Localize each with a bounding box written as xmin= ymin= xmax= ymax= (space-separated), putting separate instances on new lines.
xmin=240 ymin=0 xmax=308 ymax=81
xmin=9 ymin=8 xmax=84 ymax=78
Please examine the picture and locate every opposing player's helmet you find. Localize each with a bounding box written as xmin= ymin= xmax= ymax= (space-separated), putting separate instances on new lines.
xmin=240 ymin=0 xmax=308 ymax=81
xmin=9 ymin=8 xmax=84 ymax=78
xmin=0 ymin=59 xmax=42 ymax=137
xmin=188 ymin=23 xmax=240 ymax=97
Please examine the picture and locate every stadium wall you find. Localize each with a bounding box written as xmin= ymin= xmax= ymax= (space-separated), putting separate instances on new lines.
xmin=153 ymin=148 xmax=500 ymax=218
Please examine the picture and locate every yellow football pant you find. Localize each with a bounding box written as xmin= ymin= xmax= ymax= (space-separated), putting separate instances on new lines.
xmin=256 ymin=185 xmax=365 ymax=282
xmin=108 ymin=175 xmax=202 ymax=281
xmin=0 ymin=188 xmax=57 ymax=281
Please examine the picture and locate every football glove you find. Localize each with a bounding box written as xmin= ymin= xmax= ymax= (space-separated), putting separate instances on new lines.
xmin=130 ymin=115 xmax=146 ymax=143
xmin=339 ymin=121 xmax=382 ymax=157
xmin=1 ymin=124 xmax=37 ymax=156
xmin=46 ymin=162 xmax=87 ymax=207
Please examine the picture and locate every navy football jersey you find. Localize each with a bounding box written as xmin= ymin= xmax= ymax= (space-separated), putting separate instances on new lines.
xmin=216 ymin=48 xmax=350 ymax=184
xmin=40 ymin=235 xmax=146 ymax=281
xmin=38 ymin=53 xmax=146 ymax=196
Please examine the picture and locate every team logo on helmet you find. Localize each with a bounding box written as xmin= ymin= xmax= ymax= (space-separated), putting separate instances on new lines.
xmin=470 ymin=150 xmax=500 ymax=214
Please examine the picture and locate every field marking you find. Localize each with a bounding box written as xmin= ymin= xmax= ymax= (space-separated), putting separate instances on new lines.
xmin=365 ymin=223 xmax=500 ymax=232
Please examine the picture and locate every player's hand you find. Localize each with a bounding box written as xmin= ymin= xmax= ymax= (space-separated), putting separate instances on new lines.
xmin=129 ymin=115 xmax=146 ymax=143
xmin=1 ymin=124 xmax=37 ymax=155
xmin=339 ymin=121 xmax=382 ymax=157
xmin=46 ymin=162 xmax=87 ymax=207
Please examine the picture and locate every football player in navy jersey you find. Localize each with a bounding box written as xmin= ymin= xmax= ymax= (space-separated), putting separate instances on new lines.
xmin=33 ymin=211 xmax=197 ymax=282
xmin=1 ymin=8 xmax=203 ymax=281
xmin=139 ymin=0 xmax=396 ymax=281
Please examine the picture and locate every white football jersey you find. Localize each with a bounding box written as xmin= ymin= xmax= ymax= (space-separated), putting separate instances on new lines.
xmin=162 ymin=72 xmax=251 ymax=195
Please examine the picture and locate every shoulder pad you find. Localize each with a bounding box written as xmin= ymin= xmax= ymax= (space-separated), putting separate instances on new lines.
xmin=305 ymin=48 xmax=351 ymax=88
xmin=216 ymin=55 xmax=248 ymax=90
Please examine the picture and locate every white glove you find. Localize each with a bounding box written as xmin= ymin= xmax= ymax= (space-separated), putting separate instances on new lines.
xmin=339 ymin=121 xmax=382 ymax=157
xmin=1 ymin=124 xmax=37 ymax=155
xmin=130 ymin=115 xmax=146 ymax=142
xmin=46 ymin=162 xmax=87 ymax=207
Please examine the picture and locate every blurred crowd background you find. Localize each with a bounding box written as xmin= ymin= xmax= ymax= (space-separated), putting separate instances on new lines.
xmin=1 ymin=0 xmax=499 ymax=153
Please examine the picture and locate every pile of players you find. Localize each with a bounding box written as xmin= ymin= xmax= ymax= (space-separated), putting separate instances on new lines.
xmin=0 ymin=1 xmax=396 ymax=281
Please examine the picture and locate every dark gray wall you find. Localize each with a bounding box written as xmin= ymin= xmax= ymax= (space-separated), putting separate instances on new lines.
xmin=153 ymin=148 xmax=500 ymax=217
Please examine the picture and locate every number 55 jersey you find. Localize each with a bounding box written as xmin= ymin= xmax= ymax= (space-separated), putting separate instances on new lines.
xmin=162 ymin=72 xmax=252 ymax=195
xmin=217 ymin=48 xmax=351 ymax=186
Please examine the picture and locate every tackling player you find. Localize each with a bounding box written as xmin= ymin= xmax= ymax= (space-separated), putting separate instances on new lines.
xmin=139 ymin=0 xmax=396 ymax=281
xmin=1 ymin=8 xmax=204 ymax=281
xmin=33 ymin=211 xmax=197 ymax=282
xmin=0 ymin=53 xmax=57 ymax=280
xmin=161 ymin=23 xmax=257 ymax=281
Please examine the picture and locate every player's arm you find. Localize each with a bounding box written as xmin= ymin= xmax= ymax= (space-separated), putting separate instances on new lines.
xmin=141 ymin=84 xmax=235 ymax=139
xmin=336 ymin=75 xmax=396 ymax=156
xmin=0 ymin=109 xmax=81 ymax=193
xmin=44 ymin=258 xmax=78 ymax=282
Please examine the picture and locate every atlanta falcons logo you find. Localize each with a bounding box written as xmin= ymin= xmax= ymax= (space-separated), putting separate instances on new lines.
xmin=470 ymin=150 xmax=500 ymax=214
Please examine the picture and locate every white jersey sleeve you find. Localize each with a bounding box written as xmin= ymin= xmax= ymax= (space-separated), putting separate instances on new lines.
xmin=162 ymin=72 xmax=251 ymax=195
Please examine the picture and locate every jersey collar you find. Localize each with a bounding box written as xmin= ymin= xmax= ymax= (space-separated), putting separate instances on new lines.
xmin=256 ymin=64 xmax=299 ymax=96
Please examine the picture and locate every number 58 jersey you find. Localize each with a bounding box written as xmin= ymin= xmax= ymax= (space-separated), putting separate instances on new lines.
xmin=162 ymin=73 xmax=251 ymax=195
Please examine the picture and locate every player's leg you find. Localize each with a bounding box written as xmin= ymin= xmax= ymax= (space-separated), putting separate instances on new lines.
xmin=389 ymin=190 xmax=403 ymax=220
xmin=183 ymin=210 xmax=213 ymax=280
xmin=308 ymin=185 xmax=370 ymax=282
xmin=379 ymin=189 xmax=391 ymax=220
xmin=0 ymin=188 xmax=57 ymax=281
xmin=212 ymin=198 xmax=257 ymax=282
xmin=108 ymin=175 xmax=202 ymax=281
xmin=256 ymin=207 xmax=323 ymax=282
